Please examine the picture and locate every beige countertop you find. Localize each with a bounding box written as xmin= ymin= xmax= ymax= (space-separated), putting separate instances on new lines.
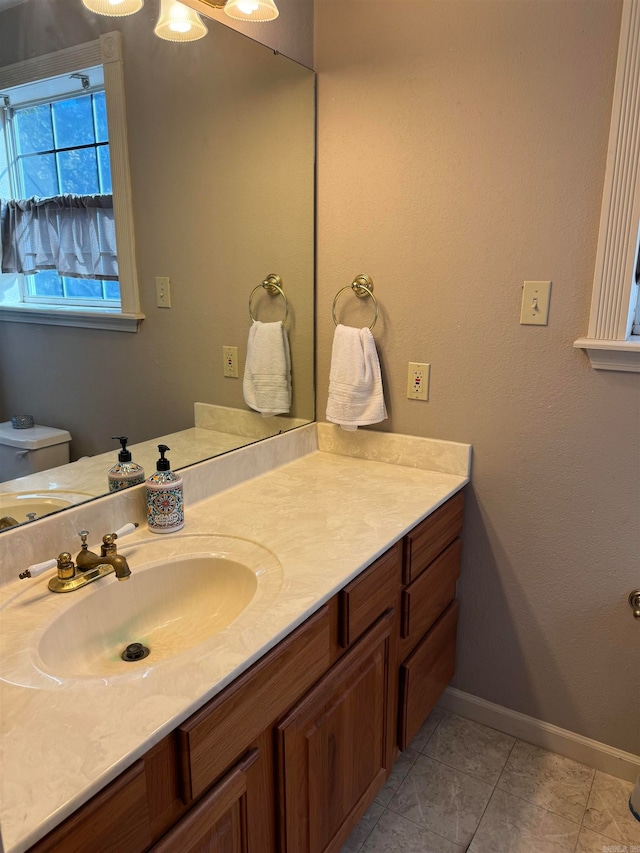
xmin=0 ymin=425 xmax=470 ymax=853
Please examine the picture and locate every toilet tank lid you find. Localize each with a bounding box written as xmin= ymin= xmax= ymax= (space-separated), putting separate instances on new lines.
xmin=0 ymin=422 xmax=72 ymax=450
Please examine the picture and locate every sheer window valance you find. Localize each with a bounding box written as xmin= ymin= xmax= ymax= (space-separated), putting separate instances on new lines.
xmin=0 ymin=194 xmax=118 ymax=281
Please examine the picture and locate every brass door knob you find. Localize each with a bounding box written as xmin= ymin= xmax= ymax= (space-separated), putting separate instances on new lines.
xmin=629 ymin=590 xmax=640 ymax=620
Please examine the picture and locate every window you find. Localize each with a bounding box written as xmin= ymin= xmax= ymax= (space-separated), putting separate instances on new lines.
xmin=574 ymin=0 xmax=640 ymax=372
xmin=0 ymin=33 xmax=143 ymax=332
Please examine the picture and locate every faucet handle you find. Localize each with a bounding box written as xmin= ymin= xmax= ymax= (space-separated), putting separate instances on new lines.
xmin=56 ymin=552 xmax=75 ymax=581
xmin=101 ymin=523 xmax=139 ymax=554
xmin=19 ymin=556 xmax=57 ymax=579
xmin=101 ymin=532 xmax=118 ymax=557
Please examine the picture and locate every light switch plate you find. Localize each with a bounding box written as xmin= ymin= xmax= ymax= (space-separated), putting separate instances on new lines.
xmin=520 ymin=281 xmax=552 ymax=325
xmin=155 ymin=276 xmax=171 ymax=308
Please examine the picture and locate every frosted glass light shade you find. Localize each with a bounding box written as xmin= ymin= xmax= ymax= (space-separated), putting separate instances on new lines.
xmin=154 ymin=0 xmax=208 ymax=41
xmin=224 ymin=0 xmax=279 ymax=22
xmin=82 ymin=0 xmax=143 ymax=16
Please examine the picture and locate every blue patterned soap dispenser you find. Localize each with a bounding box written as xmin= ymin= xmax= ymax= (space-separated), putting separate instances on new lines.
xmin=146 ymin=444 xmax=184 ymax=534
xmin=108 ymin=436 xmax=145 ymax=492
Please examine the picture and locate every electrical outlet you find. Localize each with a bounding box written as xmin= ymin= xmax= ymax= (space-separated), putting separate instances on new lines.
xmin=155 ymin=276 xmax=171 ymax=308
xmin=407 ymin=362 xmax=430 ymax=401
xmin=223 ymin=346 xmax=238 ymax=378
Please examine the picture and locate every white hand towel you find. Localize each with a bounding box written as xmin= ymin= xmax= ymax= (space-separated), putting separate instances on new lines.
xmin=326 ymin=324 xmax=387 ymax=431
xmin=243 ymin=320 xmax=291 ymax=417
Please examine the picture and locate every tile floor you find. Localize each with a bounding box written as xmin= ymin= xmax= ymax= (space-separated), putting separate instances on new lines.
xmin=341 ymin=708 xmax=640 ymax=853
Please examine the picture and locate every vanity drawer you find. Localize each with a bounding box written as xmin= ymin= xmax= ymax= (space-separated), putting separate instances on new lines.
xmin=30 ymin=760 xmax=150 ymax=853
xmin=401 ymin=538 xmax=461 ymax=650
xmin=403 ymin=492 xmax=464 ymax=584
xmin=339 ymin=542 xmax=402 ymax=647
xmin=179 ymin=604 xmax=333 ymax=803
xmin=398 ymin=600 xmax=459 ymax=750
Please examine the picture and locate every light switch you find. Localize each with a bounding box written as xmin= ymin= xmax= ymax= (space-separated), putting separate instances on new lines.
xmin=155 ymin=276 xmax=171 ymax=308
xmin=520 ymin=281 xmax=552 ymax=325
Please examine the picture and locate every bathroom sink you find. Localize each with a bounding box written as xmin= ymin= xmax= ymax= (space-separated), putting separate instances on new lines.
xmin=0 ymin=490 xmax=94 ymax=523
xmin=0 ymin=534 xmax=283 ymax=687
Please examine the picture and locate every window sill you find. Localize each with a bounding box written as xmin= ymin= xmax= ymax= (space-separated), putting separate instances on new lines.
xmin=0 ymin=304 xmax=144 ymax=332
xmin=574 ymin=337 xmax=640 ymax=372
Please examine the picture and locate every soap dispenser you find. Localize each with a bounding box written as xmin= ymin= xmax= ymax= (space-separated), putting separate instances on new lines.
xmin=108 ymin=436 xmax=145 ymax=492
xmin=146 ymin=444 xmax=184 ymax=533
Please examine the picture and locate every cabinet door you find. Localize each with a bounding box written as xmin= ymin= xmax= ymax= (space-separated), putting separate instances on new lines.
xmin=277 ymin=612 xmax=393 ymax=853
xmin=150 ymin=750 xmax=258 ymax=853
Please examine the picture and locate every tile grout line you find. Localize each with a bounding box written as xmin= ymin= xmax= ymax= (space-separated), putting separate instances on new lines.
xmin=346 ymin=711 xmax=619 ymax=853
xmin=379 ymin=802 xmax=471 ymax=851
xmin=491 ymin=748 xmax=596 ymax=826
xmin=357 ymin=711 xmax=454 ymax=851
xmin=465 ymin=734 xmax=520 ymax=850
xmin=571 ymin=770 xmax=597 ymax=853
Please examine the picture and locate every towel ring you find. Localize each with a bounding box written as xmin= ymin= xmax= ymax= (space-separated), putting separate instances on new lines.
xmin=332 ymin=274 xmax=378 ymax=330
xmin=248 ymin=273 xmax=288 ymax=323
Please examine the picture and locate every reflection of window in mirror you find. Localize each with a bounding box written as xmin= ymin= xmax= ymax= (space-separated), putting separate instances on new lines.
xmin=1 ymin=69 xmax=120 ymax=309
xmin=0 ymin=32 xmax=144 ymax=332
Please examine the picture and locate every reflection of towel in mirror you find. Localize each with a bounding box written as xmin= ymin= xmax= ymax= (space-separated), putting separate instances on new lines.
xmin=326 ymin=324 xmax=387 ymax=431
xmin=243 ymin=320 xmax=291 ymax=417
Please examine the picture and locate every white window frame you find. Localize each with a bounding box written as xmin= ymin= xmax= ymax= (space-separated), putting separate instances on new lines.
xmin=574 ymin=0 xmax=640 ymax=372
xmin=0 ymin=32 xmax=144 ymax=332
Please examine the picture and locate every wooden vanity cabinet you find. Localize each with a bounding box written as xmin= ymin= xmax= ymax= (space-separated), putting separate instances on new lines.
xmin=28 ymin=761 xmax=151 ymax=853
xmin=27 ymin=492 xmax=464 ymax=853
xmin=277 ymin=611 xmax=395 ymax=853
xmin=397 ymin=493 xmax=464 ymax=749
xmin=149 ymin=750 xmax=259 ymax=853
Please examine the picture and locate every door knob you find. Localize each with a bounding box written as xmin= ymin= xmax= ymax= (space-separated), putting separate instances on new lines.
xmin=629 ymin=590 xmax=640 ymax=620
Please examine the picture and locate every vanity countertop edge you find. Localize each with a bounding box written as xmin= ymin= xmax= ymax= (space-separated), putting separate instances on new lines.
xmin=0 ymin=426 xmax=471 ymax=853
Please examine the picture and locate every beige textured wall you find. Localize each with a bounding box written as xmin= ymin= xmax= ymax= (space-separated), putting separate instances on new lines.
xmin=0 ymin=0 xmax=314 ymax=459
xmin=315 ymin=0 xmax=640 ymax=753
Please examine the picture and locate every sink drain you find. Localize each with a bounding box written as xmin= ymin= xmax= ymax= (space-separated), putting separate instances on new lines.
xmin=121 ymin=642 xmax=150 ymax=662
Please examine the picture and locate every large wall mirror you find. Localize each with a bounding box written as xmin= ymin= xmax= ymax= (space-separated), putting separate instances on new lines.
xmin=0 ymin=0 xmax=315 ymax=530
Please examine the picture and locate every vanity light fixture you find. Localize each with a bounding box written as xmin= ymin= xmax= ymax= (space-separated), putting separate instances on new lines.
xmin=81 ymin=0 xmax=144 ymax=16
xmin=154 ymin=0 xmax=208 ymax=41
xmin=224 ymin=0 xmax=279 ymax=22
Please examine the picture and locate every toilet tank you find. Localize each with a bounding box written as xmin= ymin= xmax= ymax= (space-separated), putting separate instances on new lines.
xmin=0 ymin=422 xmax=72 ymax=483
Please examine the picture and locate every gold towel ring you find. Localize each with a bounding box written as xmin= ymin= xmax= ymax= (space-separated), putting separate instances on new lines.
xmin=248 ymin=274 xmax=288 ymax=323
xmin=332 ymin=274 xmax=378 ymax=330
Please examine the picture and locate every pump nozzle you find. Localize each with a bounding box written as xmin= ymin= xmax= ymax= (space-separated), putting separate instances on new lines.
xmin=156 ymin=444 xmax=171 ymax=472
xmin=113 ymin=436 xmax=132 ymax=463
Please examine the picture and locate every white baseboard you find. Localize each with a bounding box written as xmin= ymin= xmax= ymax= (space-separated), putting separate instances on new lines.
xmin=437 ymin=687 xmax=640 ymax=784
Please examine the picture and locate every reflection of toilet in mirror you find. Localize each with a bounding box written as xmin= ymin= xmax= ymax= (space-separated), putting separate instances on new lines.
xmin=0 ymin=422 xmax=72 ymax=483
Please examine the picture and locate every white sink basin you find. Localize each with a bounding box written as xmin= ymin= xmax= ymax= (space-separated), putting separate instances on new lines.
xmin=0 ymin=491 xmax=94 ymax=523
xmin=1 ymin=534 xmax=283 ymax=687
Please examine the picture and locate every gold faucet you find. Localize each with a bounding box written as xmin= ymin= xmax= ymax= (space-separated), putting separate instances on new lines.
xmin=75 ymin=530 xmax=132 ymax=580
xmin=0 ymin=516 xmax=19 ymax=530
xmin=19 ymin=527 xmax=136 ymax=593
